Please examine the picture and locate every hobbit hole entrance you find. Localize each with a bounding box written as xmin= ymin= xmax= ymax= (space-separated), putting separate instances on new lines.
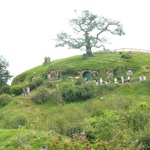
xmin=47 ymin=69 xmax=59 ymax=79
xmin=83 ymin=71 xmax=92 ymax=81
xmin=78 ymin=69 xmax=99 ymax=81
xmin=126 ymin=68 xmax=134 ymax=76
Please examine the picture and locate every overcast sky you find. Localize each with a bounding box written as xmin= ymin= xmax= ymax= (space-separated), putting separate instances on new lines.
xmin=0 ymin=0 xmax=150 ymax=84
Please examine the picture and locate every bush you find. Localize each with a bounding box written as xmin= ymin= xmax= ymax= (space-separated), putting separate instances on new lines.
xmin=77 ymin=81 xmax=98 ymax=100
xmin=66 ymin=123 xmax=83 ymax=137
xmin=114 ymin=65 xmax=125 ymax=77
xmin=125 ymin=110 xmax=149 ymax=132
xmin=84 ymin=116 xmax=116 ymax=143
xmin=35 ymin=78 xmax=44 ymax=87
xmin=91 ymin=109 xmax=104 ymax=117
xmin=138 ymin=131 xmax=150 ymax=150
xmin=43 ymin=81 xmax=55 ymax=88
xmin=31 ymin=86 xmax=50 ymax=104
xmin=121 ymin=53 xmax=132 ymax=59
xmin=61 ymin=68 xmax=77 ymax=76
xmin=28 ymin=82 xmax=36 ymax=91
xmin=11 ymin=84 xmax=28 ymax=95
xmin=82 ymin=53 xmax=88 ymax=59
xmin=66 ymin=68 xmax=77 ymax=76
xmin=95 ymin=117 xmax=116 ymax=141
xmin=0 ymin=85 xmax=11 ymax=94
xmin=119 ymin=51 xmax=123 ymax=55
xmin=59 ymin=82 xmax=77 ymax=102
xmin=75 ymin=77 xmax=85 ymax=85
xmin=51 ymin=89 xmax=65 ymax=105
xmin=0 ymin=94 xmax=12 ymax=107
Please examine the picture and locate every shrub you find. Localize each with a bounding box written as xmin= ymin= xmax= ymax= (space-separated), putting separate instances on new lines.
xmin=121 ymin=53 xmax=132 ymax=59
xmin=125 ymin=110 xmax=149 ymax=132
xmin=84 ymin=116 xmax=116 ymax=142
xmin=138 ymin=131 xmax=150 ymax=150
xmin=66 ymin=68 xmax=77 ymax=76
xmin=66 ymin=123 xmax=82 ymax=137
xmin=0 ymin=94 xmax=12 ymax=107
xmin=61 ymin=68 xmax=77 ymax=76
xmin=91 ymin=109 xmax=104 ymax=117
xmin=75 ymin=77 xmax=85 ymax=85
xmin=0 ymin=85 xmax=11 ymax=94
xmin=11 ymin=84 xmax=28 ymax=95
xmin=114 ymin=65 xmax=125 ymax=77
xmin=31 ymin=86 xmax=50 ymax=104
xmin=51 ymin=89 xmax=65 ymax=105
xmin=95 ymin=117 xmax=116 ymax=141
xmin=119 ymin=51 xmax=123 ymax=55
xmin=28 ymin=82 xmax=36 ymax=91
xmin=82 ymin=53 xmax=88 ymax=59
xmin=35 ymin=78 xmax=44 ymax=87
xmin=43 ymin=81 xmax=55 ymax=88
xmin=77 ymin=81 xmax=98 ymax=100
xmin=59 ymin=82 xmax=77 ymax=102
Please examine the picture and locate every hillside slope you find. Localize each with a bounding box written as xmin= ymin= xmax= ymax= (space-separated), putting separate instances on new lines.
xmin=0 ymin=51 xmax=150 ymax=150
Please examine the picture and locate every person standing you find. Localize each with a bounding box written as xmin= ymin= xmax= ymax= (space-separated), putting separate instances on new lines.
xmin=114 ymin=77 xmax=118 ymax=84
xmin=95 ymin=79 xmax=98 ymax=85
xmin=100 ymin=77 xmax=103 ymax=85
xmin=85 ymin=77 xmax=88 ymax=83
xmin=22 ymin=88 xmax=27 ymax=96
xmin=127 ymin=76 xmax=130 ymax=82
xmin=143 ymin=75 xmax=146 ymax=81
xmin=106 ymin=76 xmax=109 ymax=84
xmin=139 ymin=75 xmax=142 ymax=81
xmin=27 ymin=86 xmax=30 ymax=95
xmin=121 ymin=76 xmax=124 ymax=83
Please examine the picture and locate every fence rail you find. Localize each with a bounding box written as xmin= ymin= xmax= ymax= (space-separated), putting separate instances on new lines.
xmin=110 ymin=48 xmax=150 ymax=53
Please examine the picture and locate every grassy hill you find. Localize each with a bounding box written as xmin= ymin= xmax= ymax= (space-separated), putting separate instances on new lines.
xmin=0 ymin=51 xmax=150 ymax=150
xmin=11 ymin=51 xmax=150 ymax=85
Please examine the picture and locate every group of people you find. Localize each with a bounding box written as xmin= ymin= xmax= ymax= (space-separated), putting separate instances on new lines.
xmin=114 ymin=76 xmax=131 ymax=84
xmin=22 ymin=86 xmax=30 ymax=96
xmin=98 ymin=77 xmax=109 ymax=85
xmin=97 ymin=75 xmax=132 ymax=85
xmin=121 ymin=75 xmax=131 ymax=83
xmin=139 ymin=75 xmax=146 ymax=81
xmin=97 ymin=75 xmax=147 ymax=85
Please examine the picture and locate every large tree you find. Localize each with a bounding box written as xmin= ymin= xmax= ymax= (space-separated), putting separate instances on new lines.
xmin=55 ymin=10 xmax=125 ymax=56
xmin=0 ymin=55 xmax=12 ymax=87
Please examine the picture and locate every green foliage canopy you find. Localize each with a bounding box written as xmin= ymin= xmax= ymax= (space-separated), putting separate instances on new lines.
xmin=55 ymin=10 xmax=125 ymax=56
xmin=0 ymin=55 xmax=12 ymax=87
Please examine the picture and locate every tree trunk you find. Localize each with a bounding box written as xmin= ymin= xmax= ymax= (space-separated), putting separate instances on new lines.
xmin=85 ymin=33 xmax=93 ymax=57
xmin=86 ymin=46 xmax=93 ymax=57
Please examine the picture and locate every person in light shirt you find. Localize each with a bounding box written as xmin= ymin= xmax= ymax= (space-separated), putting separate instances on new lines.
xmin=143 ymin=75 xmax=146 ymax=81
xmin=100 ymin=77 xmax=103 ymax=85
xmin=127 ymin=76 xmax=130 ymax=82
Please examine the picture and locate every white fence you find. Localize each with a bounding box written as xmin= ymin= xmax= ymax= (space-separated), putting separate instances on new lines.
xmin=110 ymin=48 xmax=150 ymax=53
